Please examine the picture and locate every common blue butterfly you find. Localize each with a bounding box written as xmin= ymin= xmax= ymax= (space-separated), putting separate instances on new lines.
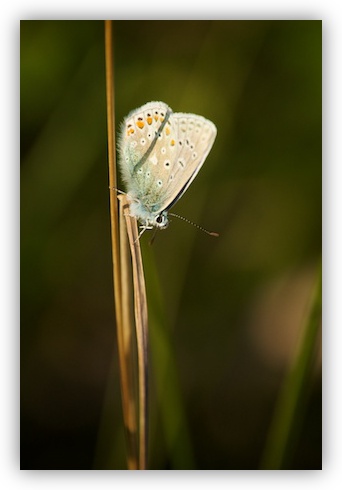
xmin=118 ymin=101 xmax=217 ymax=236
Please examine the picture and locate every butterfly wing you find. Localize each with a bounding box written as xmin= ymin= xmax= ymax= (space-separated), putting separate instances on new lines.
xmin=162 ymin=113 xmax=217 ymax=211
xmin=118 ymin=101 xmax=171 ymax=190
xmin=119 ymin=102 xmax=217 ymax=216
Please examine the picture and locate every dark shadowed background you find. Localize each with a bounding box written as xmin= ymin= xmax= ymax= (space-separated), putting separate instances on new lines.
xmin=20 ymin=20 xmax=321 ymax=470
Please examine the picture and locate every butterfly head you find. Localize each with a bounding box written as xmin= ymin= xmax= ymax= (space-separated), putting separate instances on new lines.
xmin=129 ymin=198 xmax=169 ymax=230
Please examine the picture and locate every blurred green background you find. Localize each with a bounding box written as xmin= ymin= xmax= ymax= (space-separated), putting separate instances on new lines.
xmin=20 ymin=20 xmax=321 ymax=470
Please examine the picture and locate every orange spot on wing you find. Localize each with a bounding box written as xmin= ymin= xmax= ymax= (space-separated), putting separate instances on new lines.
xmin=137 ymin=121 xmax=144 ymax=129
xmin=127 ymin=127 xmax=135 ymax=135
xmin=165 ymin=126 xmax=171 ymax=135
xmin=170 ymin=139 xmax=175 ymax=146
xmin=147 ymin=116 xmax=152 ymax=125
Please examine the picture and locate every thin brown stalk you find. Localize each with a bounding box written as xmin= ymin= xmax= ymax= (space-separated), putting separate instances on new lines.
xmin=105 ymin=20 xmax=139 ymax=470
xmin=118 ymin=197 xmax=139 ymax=468
xmin=105 ymin=21 xmax=121 ymax=319
xmin=120 ymin=194 xmax=149 ymax=470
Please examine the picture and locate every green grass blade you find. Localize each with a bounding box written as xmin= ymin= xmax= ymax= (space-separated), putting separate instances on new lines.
xmin=260 ymin=262 xmax=322 ymax=469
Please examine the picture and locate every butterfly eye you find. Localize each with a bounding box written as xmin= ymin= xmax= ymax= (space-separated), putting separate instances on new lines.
xmin=155 ymin=213 xmax=169 ymax=229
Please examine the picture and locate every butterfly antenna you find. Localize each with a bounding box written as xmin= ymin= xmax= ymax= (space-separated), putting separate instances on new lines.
xmin=169 ymin=212 xmax=219 ymax=237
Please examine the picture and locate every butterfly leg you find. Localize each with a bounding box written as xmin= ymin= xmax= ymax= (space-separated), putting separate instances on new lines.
xmin=134 ymin=221 xmax=153 ymax=242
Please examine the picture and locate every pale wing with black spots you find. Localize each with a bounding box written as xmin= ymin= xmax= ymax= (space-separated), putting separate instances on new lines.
xmin=162 ymin=112 xmax=217 ymax=211
xmin=118 ymin=101 xmax=217 ymax=229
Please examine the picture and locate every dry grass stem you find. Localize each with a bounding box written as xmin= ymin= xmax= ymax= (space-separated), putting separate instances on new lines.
xmin=120 ymin=194 xmax=149 ymax=470
xmin=105 ymin=20 xmax=141 ymax=470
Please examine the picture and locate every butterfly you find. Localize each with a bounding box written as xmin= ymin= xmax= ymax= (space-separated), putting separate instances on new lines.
xmin=118 ymin=101 xmax=217 ymax=237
